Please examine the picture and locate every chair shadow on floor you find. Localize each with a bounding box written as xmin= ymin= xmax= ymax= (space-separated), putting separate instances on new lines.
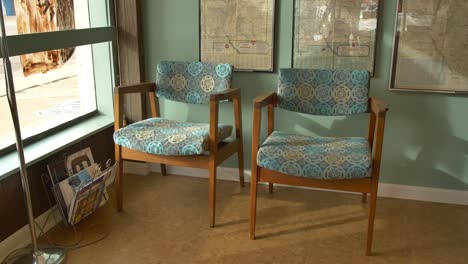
xmin=255 ymin=214 xmax=366 ymax=239
xmin=215 ymin=218 xmax=250 ymax=228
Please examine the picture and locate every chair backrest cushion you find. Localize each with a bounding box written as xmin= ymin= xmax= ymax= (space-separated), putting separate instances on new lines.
xmin=155 ymin=61 xmax=233 ymax=104
xmin=277 ymin=68 xmax=369 ymax=116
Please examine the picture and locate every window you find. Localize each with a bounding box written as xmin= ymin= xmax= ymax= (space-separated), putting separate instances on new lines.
xmin=0 ymin=0 xmax=116 ymax=152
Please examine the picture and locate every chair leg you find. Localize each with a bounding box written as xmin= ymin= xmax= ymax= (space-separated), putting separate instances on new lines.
xmin=237 ymin=143 xmax=245 ymax=187
xmin=115 ymin=145 xmax=123 ymax=212
xmin=366 ymin=189 xmax=378 ymax=256
xmin=268 ymin=183 xmax=273 ymax=193
xmin=250 ymin=166 xmax=259 ymax=240
xmin=209 ymin=161 xmax=217 ymax=228
xmin=362 ymin=193 xmax=367 ymax=203
xmin=160 ymin=164 xmax=167 ymax=176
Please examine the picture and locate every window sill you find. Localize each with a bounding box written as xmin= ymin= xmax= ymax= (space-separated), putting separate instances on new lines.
xmin=0 ymin=113 xmax=114 ymax=180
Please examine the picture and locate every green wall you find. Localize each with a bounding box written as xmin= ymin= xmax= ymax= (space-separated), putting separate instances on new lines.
xmin=141 ymin=0 xmax=468 ymax=191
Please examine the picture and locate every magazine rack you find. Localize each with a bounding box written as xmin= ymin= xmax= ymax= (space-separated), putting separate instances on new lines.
xmin=46 ymin=148 xmax=118 ymax=227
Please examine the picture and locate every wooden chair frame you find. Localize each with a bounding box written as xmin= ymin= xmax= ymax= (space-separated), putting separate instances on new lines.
xmin=114 ymin=82 xmax=245 ymax=227
xmin=249 ymin=92 xmax=388 ymax=256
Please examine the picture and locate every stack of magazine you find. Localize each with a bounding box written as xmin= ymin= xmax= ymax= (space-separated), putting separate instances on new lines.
xmin=47 ymin=147 xmax=118 ymax=226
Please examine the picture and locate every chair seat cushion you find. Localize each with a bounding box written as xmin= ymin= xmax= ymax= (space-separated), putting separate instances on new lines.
xmin=257 ymin=131 xmax=372 ymax=180
xmin=113 ymin=118 xmax=232 ymax=156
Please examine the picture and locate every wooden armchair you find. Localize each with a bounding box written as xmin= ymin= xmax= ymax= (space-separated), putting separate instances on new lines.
xmin=249 ymin=69 xmax=388 ymax=255
xmin=113 ymin=61 xmax=244 ymax=227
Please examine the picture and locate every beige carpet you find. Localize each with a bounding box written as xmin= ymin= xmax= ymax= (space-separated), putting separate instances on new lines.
xmin=43 ymin=173 xmax=468 ymax=263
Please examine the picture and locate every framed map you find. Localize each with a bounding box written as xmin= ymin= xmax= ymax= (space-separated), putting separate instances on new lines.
xmin=293 ymin=0 xmax=379 ymax=74
xmin=200 ymin=0 xmax=275 ymax=72
xmin=390 ymin=0 xmax=468 ymax=93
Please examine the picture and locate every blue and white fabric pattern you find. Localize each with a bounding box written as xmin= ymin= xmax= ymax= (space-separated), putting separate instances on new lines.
xmin=114 ymin=118 xmax=233 ymax=156
xmin=277 ymin=68 xmax=369 ymax=116
xmin=156 ymin=61 xmax=233 ymax=104
xmin=257 ymin=131 xmax=372 ymax=180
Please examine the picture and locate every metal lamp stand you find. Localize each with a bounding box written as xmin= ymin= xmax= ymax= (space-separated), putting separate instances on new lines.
xmin=0 ymin=2 xmax=65 ymax=264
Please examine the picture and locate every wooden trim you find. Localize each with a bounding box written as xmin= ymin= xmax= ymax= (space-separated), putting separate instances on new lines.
xmin=122 ymin=148 xmax=209 ymax=169
xmin=366 ymin=113 xmax=386 ymax=255
xmin=251 ymin=107 xmax=262 ymax=158
xmin=209 ymin=156 xmax=217 ymax=227
xmin=250 ymin=103 xmax=262 ymax=240
xmin=148 ymin=88 xmax=166 ymax=174
xmin=233 ymin=94 xmax=245 ymax=186
xmin=249 ymin=165 xmax=259 ymax=240
xmin=258 ymin=168 xmax=373 ymax=193
xmin=115 ymin=144 xmax=123 ymax=211
xmin=267 ymin=103 xmax=274 ymax=135
xmin=206 ymin=88 xmax=244 ymax=226
xmin=369 ymin=97 xmax=388 ymax=117
xmin=267 ymin=101 xmax=275 ymax=192
xmin=367 ymin=111 xmax=376 ymax=149
xmin=233 ymin=96 xmax=243 ymax=141
xmin=209 ymin=97 xmax=220 ymax=155
xmin=210 ymin=88 xmax=240 ymax=101
xmin=114 ymin=83 xmax=156 ymax=130
xmin=371 ymin=114 xmax=387 ymax=182
xmin=113 ymin=89 xmax=123 ymax=131
xmin=253 ymin=92 xmax=277 ymax=108
xmin=148 ymin=91 xmax=158 ymax=118
xmin=120 ymin=140 xmax=239 ymax=170
xmin=215 ymin=141 xmax=239 ymax=166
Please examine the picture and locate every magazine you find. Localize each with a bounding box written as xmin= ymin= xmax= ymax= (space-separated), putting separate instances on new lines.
xmin=65 ymin=147 xmax=95 ymax=175
xmin=46 ymin=159 xmax=68 ymax=185
xmin=68 ymin=173 xmax=106 ymax=225
xmin=47 ymin=147 xmax=118 ymax=226
xmin=58 ymin=163 xmax=100 ymax=211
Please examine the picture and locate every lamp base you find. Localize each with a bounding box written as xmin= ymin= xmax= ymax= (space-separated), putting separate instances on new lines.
xmin=8 ymin=248 xmax=66 ymax=264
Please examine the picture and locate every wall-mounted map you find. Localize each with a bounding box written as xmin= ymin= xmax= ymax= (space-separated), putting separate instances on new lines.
xmin=391 ymin=0 xmax=468 ymax=93
xmin=200 ymin=0 xmax=275 ymax=72
xmin=293 ymin=0 xmax=379 ymax=74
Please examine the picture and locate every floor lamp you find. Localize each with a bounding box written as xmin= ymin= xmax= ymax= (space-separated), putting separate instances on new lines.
xmin=0 ymin=3 xmax=65 ymax=264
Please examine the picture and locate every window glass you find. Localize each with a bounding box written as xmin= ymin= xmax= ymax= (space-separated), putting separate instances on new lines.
xmin=1 ymin=0 xmax=108 ymax=36
xmin=0 ymin=45 xmax=96 ymax=150
xmin=0 ymin=0 xmax=115 ymax=153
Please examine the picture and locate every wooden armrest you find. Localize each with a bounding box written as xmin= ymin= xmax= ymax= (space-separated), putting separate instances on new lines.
xmin=253 ymin=92 xmax=277 ymax=108
xmin=369 ymin=97 xmax=388 ymax=117
xmin=209 ymin=88 xmax=243 ymax=153
xmin=210 ymin=88 xmax=240 ymax=102
xmin=114 ymin=82 xmax=156 ymax=95
xmin=113 ymin=82 xmax=157 ymax=130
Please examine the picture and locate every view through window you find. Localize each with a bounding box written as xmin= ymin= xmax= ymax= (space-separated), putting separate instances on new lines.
xmin=0 ymin=0 xmax=98 ymax=151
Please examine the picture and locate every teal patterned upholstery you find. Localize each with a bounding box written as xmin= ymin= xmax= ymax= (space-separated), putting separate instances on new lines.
xmin=257 ymin=131 xmax=372 ymax=179
xmin=156 ymin=61 xmax=233 ymax=104
xmin=277 ymin=69 xmax=369 ymax=116
xmin=114 ymin=118 xmax=233 ymax=156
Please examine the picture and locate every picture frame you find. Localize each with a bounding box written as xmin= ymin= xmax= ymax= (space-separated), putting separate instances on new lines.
xmin=292 ymin=0 xmax=380 ymax=75
xmin=199 ymin=0 xmax=276 ymax=72
xmin=389 ymin=0 xmax=468 ymax=93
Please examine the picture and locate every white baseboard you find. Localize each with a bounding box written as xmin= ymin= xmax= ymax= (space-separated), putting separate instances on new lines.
xmin=150 ymin=164 xmax=468 ymax=206
xmin=0 ymin=207 xmax=61 ymax=262
xmin=377 ymin=183 xmax=468 ymax=206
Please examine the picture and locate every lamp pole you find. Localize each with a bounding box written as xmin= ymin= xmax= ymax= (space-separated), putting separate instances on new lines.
xmin=0 ymin=2 xmax=65 ymax=263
